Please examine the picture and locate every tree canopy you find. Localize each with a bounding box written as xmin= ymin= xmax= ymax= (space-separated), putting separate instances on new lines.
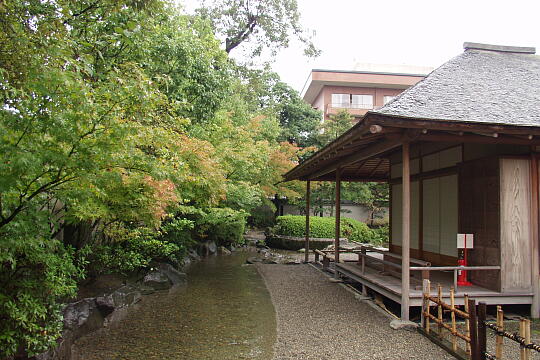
xmin=0 ymin=0 xmax=308 ymax=356
xmin=195 ymin=0 xmax=320 ymax=57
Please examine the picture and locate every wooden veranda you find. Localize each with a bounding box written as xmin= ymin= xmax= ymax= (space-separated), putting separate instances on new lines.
xmin=285 ymin=119 xmax=540 ymax=320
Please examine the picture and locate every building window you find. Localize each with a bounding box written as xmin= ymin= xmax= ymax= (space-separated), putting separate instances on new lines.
xmin=332 ymin=94 xmax=373 ymax=109
xmin=383 ymin=95 xmax=396 ymax=105
xmin=351 ymin=94 xmax=373 ymax=109
xmin=331 ymin=93 xmax=351 ymax=108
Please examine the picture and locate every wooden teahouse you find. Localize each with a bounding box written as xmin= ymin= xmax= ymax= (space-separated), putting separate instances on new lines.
xmin=283 ymin=43 xmax=540 ymax=320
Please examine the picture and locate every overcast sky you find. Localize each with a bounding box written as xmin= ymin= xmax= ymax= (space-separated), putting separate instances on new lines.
xmin=270 ymin=0 xmax=540 ymax=92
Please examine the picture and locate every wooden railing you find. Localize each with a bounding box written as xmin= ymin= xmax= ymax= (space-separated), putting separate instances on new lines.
xmin=314 ymin=249 xmax=354 ymax=270
xmin=478 ymin=302 xmax=540 ymax=360
xmin=315 ymin=247 xmax=500 ymax=290
xmin=422 ymin=279 xmax=540 ymax=360
xmin=411 ymin=265 xmax=500 ymax=291
xmin=422 ymin=279 xmax=473 ymax=358
xmin=354 ymin=246 xmax=500 ymax=289
xmin=355 ymin=246 xmax=431 ymax=281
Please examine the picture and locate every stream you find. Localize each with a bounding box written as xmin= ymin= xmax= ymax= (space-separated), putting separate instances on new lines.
xmin=73 ymin=251 xmax=276 ymax=360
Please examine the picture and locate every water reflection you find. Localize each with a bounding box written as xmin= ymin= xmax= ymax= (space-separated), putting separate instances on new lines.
xmin=74 ymin=251 xmax=276 ymax=360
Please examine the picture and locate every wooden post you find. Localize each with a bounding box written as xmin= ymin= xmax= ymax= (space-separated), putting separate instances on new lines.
xmin=495 ymin=305 xmax=504 ymax=360
xmin=468 ymin=299 xmax=480 ymax=360
xmin=464 ymin=294 xmax=471 ymax=355
xmin=401 ymin=142 xmax=411 ymax=321
xmin=335 ymin=168 xmax=341 ymax=264
xmin=530 ymin=154 xmax=540 ymax=318
xmin=478 ymin=302 xmax=487 ymax=360
xmin=304 ymin=181 xmax=311 ymax=264
xmin=450 ymin=287 xmax=457 ymax=352
xmin=437 ymin=284 xmax=443 ymax=335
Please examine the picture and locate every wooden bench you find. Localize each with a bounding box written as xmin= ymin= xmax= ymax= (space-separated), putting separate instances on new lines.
xmin=355 ymin=246 xmax=432 ymax=288
xmin=314 ymin=249 xmax=360 ymax=271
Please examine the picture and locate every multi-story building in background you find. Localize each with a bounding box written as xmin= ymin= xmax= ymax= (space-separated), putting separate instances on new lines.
xmin=301 ymin=63 xmax=432 ymax=122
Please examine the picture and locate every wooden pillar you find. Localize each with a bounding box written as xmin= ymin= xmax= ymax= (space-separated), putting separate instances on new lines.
xmin=401 ymin=142 xmax=411 ymax=321
xmin=335 ymin=169 xmax=341 ymax=263
xmin=530 ymin=154 xmax=540 ymax=318
xmin=304 ymin=181 xmax=311 ymax=264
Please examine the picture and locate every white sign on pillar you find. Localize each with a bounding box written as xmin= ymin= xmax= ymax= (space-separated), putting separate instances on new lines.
xmin=457 ymin=234 xmax=474 ymax=249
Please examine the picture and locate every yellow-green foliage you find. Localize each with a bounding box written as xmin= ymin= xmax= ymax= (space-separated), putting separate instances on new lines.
xmin=273 ymin=215 xmax=375 ymax=243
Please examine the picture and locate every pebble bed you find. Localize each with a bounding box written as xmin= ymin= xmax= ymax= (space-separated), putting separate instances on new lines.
xmin=257 ymin=263 xmax=454 ymax=360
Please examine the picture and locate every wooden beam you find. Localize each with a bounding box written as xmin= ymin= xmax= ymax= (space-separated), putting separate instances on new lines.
xmin=419 ymin=145 xmax=424 ymax=260
xmin=367 ymin=158 xmax=385 ymax=178
xmin=370 ymin=124 xmax=383 ymax=134
xmin=369 ymin=113 xmax=540 ymax=136
xmin=306 ymin=137 xmax=403 ymax=180
xmin=471 ymin=131 xmax=498 ymax=138
xmin=299 ymin=134 xmax=388 ymax=172
xmin=401 ymin=142 xmax=411 ymax=321
xmin=304 ymin=181 xmax=311 ymax=264
xmin=283 ymin=120 xmax=373 ymax=180
xmin=354 ymin=160 xmax=369 ymax=176
xmin=389 ymin=165 xmax=458 ymax=185
xmin=334 ymin=169 xmax=342 ymax=272
xmin=530 ymin=155 xmax=540 ymax=317
xmin=513 ymin=134 xmax=535 ymax=140
xmin=309 ymin=176 xmax=388 ymax=182
xmin=417 ymin=133 xmax=540 ymax=145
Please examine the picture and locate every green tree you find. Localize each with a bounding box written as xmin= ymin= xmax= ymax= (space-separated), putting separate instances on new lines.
xmin=291 ymin=110 xmax=389 ymax=222
xmin=0 ymin=1 xmax=233 ymax=356
xmin=315 ymin=109 xmax=354 ymax=147
xmin=196 ymin=0 xmax=320 ymax=57
xmin=220 ymin=68 xmax=321 ymax=147
xmin=0 ymin=0 xmax=312 ymax=356
xmin=273 ymin=82 xmax=322 ymax=147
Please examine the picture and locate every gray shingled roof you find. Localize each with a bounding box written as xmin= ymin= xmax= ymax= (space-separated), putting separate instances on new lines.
xmin=372 ymin=48 xmax=540 ymax=127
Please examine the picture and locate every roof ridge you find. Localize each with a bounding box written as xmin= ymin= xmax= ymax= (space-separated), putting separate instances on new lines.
xmin=463 ymin=42 xmax=536 ymax=54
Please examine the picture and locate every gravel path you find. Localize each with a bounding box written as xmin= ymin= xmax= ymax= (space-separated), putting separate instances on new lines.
xmin=257 ymin=264 xmax=454 ymax=360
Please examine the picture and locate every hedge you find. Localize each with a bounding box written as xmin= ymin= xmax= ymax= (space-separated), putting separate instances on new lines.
xmin=272 ymin=215 xmax=375 ymax=243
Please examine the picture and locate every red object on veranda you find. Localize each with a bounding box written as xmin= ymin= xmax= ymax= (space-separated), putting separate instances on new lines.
xmin=457 ymin=255 xmax=473 ymax=287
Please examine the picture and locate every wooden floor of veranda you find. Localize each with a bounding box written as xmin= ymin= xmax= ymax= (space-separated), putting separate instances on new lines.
xmin=332 ymin=258 xmax=533 ymax=307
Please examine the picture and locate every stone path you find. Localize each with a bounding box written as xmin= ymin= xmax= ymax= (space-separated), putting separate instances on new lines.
xmin=256 ymin=264 xmax=454 ymax=360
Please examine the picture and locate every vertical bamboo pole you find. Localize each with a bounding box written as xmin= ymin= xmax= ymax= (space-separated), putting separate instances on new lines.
xmin=437 ymin=284 xmax=443 ymax=336
xmin=520 ymin=318 xmax=531 ymax=360
xmin=450 ymin=287 xmax=457 ymax=352
xmin=495 ymin=306 xmax=503 ymax=360
xmin=401 ymin=142 xmax=411 ymax=321
xmin=304 ymin=181 xmax=311 ymax=264
xmin=478 ymin=302 xmax=487 ymax=360
xmin=464 ymin=294 xmax=471 ymax=355
xmin=525 ymin=319 xmax=531 ymax=360
xmin=335 ymin=169 xmax=341 ymax=265
xmin=422 ymin=279 xmax=431 ymax=331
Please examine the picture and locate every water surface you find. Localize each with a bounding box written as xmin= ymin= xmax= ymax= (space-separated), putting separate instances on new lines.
xmin=74 ymin=251 xmax=276 ymax=360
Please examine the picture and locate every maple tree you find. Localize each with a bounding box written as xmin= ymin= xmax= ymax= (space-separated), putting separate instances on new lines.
xmin=0 ymin=0 xmax=305 ymax=356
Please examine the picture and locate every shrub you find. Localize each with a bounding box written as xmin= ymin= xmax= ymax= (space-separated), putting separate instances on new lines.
xmin=195 ymin=208 xmax=247 ymax=246
xmin=160 ymin=217 xmax=195 ymax=250
xmin=0 ymin=238 xmax=84 ymax=357
xmin=272 ymin=215 xmax=376 ymax=244
xmin=369 ymin=224 xmax=389 ymax=246
xmin=341 ymin=217 xmax=374 ymax=243
xmin=94 ymin=227 xmax=181 ymax=274
xmin=248 ymin=203 xmax=276 ymax=229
